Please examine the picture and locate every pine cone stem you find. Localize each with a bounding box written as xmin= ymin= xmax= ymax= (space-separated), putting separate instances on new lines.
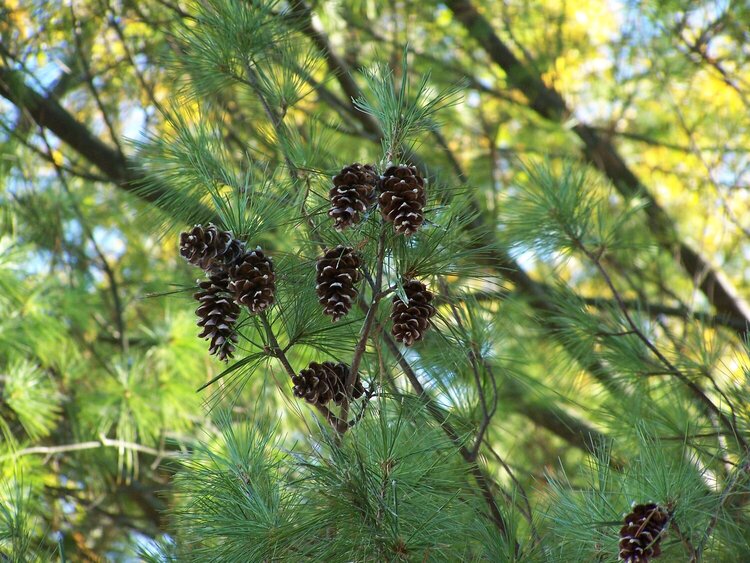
xmin=258 ymin=313 xmax=295 ymax=380
xmin=259 ymin=315 xmax=353 ymax=435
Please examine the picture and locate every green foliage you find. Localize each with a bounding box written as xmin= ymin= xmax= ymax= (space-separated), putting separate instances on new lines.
xmin=354 ymin=51 xmax=463 ymax=161
xmin=1 ymin=360 xmax=61 ymax=441
xmin=171 ymin=404 xmax=495 ymax=562
xmin=2 ymin=0 xmax=750 ymax=559
xmin=500 ymin=159 xmax=646 ymax=257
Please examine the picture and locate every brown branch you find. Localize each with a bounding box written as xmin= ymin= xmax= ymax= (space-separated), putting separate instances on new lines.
xmin=0 ymin=67 xmax=215 ymax=224
xmin=374 ymin=316 xmax=511 ymax=541
xmin=0 ymin=435 xmax=177 ymax=463
xmin=343 ymin=229 xmax=387 ymax=424
xmin=38 ymin=127 xmax=128 ymax=353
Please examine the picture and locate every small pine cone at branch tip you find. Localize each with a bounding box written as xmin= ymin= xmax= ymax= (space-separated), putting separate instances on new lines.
xmin=194 ymin=272 xmax=240 ymax=362
xmin=316 ymin=246 xmax=362 ymax=322
xmin=292 ymin=361 xmax=365 ymax=407
xmin=228 ymin=247 xmax=276 ymax=314
xmin=391 ymin=280 xmax=436 ymax=346
xmin=618 ymin=503 xmax=670 ymax=563
xmin=379 ymin=164 xmax=426 ymax=236
xmin=179 ymin=223 xmax=245 ymax=272
xmin=329 ymin=163 xmax=378 ymax=231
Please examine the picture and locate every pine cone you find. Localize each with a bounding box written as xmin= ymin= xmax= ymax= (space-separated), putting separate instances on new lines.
xmin=194 ymin=272 xmax=240 ymax=361
xmin=292 ymin=361 xmax=365 ymax=407
xmin=228 ymin=248 xmax=276 ymax=314
xmin=316 ymin=246 xmax=362 ymax=322
xmin=391 ymin=280 xmax=435 ymax=346
xmin=180 ymin=223 xmax=244 ymax=272
xmin=379 ymin=164 xmax=426 ymax=236
xmin=619 ymin=503 xmax=669 ymax=563
xmin=329 ymin=163 xmax=378 ymax=230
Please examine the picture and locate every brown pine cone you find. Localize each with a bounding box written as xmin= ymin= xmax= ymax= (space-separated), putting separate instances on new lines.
xmin=194 ymin=272 xmax=240 ymax=361
xmin=619 ymin=503 xmax=669 ymax=563
xmin=316 ymin=246 xmax=362 ymax=322
xmin=228 ymin=248 xmax=276 ymax=314
xmin=292 ymin=361 xmax=365 ymax=407
xmin=180 ymin=223 xmax=244 ymax=272
xmin=379 ymin=164 xmax=426 ymax=236
xmin=329 ymin=163 xmax=378 ymax=231
xmin=391 ymin=280 xmax=435 ymax=346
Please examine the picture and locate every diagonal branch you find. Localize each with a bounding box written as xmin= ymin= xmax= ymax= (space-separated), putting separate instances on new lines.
xmin=0 ymin=66 xmax=215 ymax=224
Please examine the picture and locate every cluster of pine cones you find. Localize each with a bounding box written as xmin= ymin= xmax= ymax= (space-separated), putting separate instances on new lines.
xmin=618 ymin=502 xmax=669 ymax=562
xmin=180 ymin=224 xmax=275 ymax=361
xmin=329 ymin=162 xmax=426 ymax=235
xmin=179 ymin=162 xmax=436 ymax=409
xmin=323 ymin=163 xmax=436 ymax=342
xmin=297 ymin=162 xmax=435 ymax=407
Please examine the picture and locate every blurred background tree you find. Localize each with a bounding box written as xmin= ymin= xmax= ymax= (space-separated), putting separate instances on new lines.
xmin=1 ymin=0 xmax=749 ymax=560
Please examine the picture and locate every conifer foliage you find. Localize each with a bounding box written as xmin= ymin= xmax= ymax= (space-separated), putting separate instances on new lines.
xmin=5 ymin=0 xmax=750 ymax=560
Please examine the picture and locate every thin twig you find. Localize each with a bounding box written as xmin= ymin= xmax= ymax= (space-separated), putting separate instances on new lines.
xmin=573 ymin=236 xmax=747 ymax=452
xmin=0 ymin=436 xmax=177 ymax=463
xmin=697 ymin=458 xmax=750 ymax=558
xmin=38 ymin=127 xmax=128 ymax=354
xmin=260 ymin=313 xmax=348 ymax=433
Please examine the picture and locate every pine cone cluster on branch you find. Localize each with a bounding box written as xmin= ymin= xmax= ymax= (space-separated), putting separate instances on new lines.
xmin=194 ymin=272 xmax=240 ymax=362
xmin=618 ymin=503 xmax=669 ymax=563
xmin=180 ymin=224 xmax=276 ymax=360
xmin=391 ymin=280 xmax=435 ymax=346
xmin=292 ymin=361 xmax=365 ymax=407
xmin=379 ymin=164 xmax=426 ymax=236
xmin=329 ymin=163 xmax=378 ymax=231
xmin=229 ymin=248 xmax=276 ymax=314
xmin=316 ymin=246 xmax=361 ymax=321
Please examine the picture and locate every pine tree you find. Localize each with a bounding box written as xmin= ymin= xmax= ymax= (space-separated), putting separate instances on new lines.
xmin=2 ymin=0 xmax=750 ymax=561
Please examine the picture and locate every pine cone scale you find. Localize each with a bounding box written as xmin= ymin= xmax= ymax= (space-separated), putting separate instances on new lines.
xmin=228 ymin=248 xmax=276 ymax=314
xmin=193 ymin=272 xmax=240 ymax=362
xmin=329 ymin=163 xmax=378 ymax=231
xmin=292 ymin=361 xmax=365 ymax=407
xmin=391 ymin=280 xmax=435 ymax=346
xmin=618 ymin=503 xmax=669 ymax=563
xmin=316 ymin=246 xmax=361 ymax=322
xmin=379 ymin=165 xmax=426 ymax=236
xmin=180 ymin=223 xmax=245 ymax=272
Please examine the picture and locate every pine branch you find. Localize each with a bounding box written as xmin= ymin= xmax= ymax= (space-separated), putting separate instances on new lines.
xmin=571 ymin=234 xmax=747 ymax=452
xmin=0 ymin=435 xmax=178 ymax=463
xmin=366 ymin=301 xmax=512 ymax=543
xmin=343 ymin=228 xmax=387 ymax=423
xmin=455 ymin=287 xmax=748 ymax=332
xmin=696 ymin=457 xmax=750 ymax=558
xmin=445 ymin=0 xmax=750 ymax=338
xmin=288 ymin=1 xmax=382 ymax=137
xmin=0 ymin=65 xmax=217 ymax=224
xmin=259 ymin=313 xmax=348 ymax=433
xmin=38 ymin=127 xmax=128 ymax=354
